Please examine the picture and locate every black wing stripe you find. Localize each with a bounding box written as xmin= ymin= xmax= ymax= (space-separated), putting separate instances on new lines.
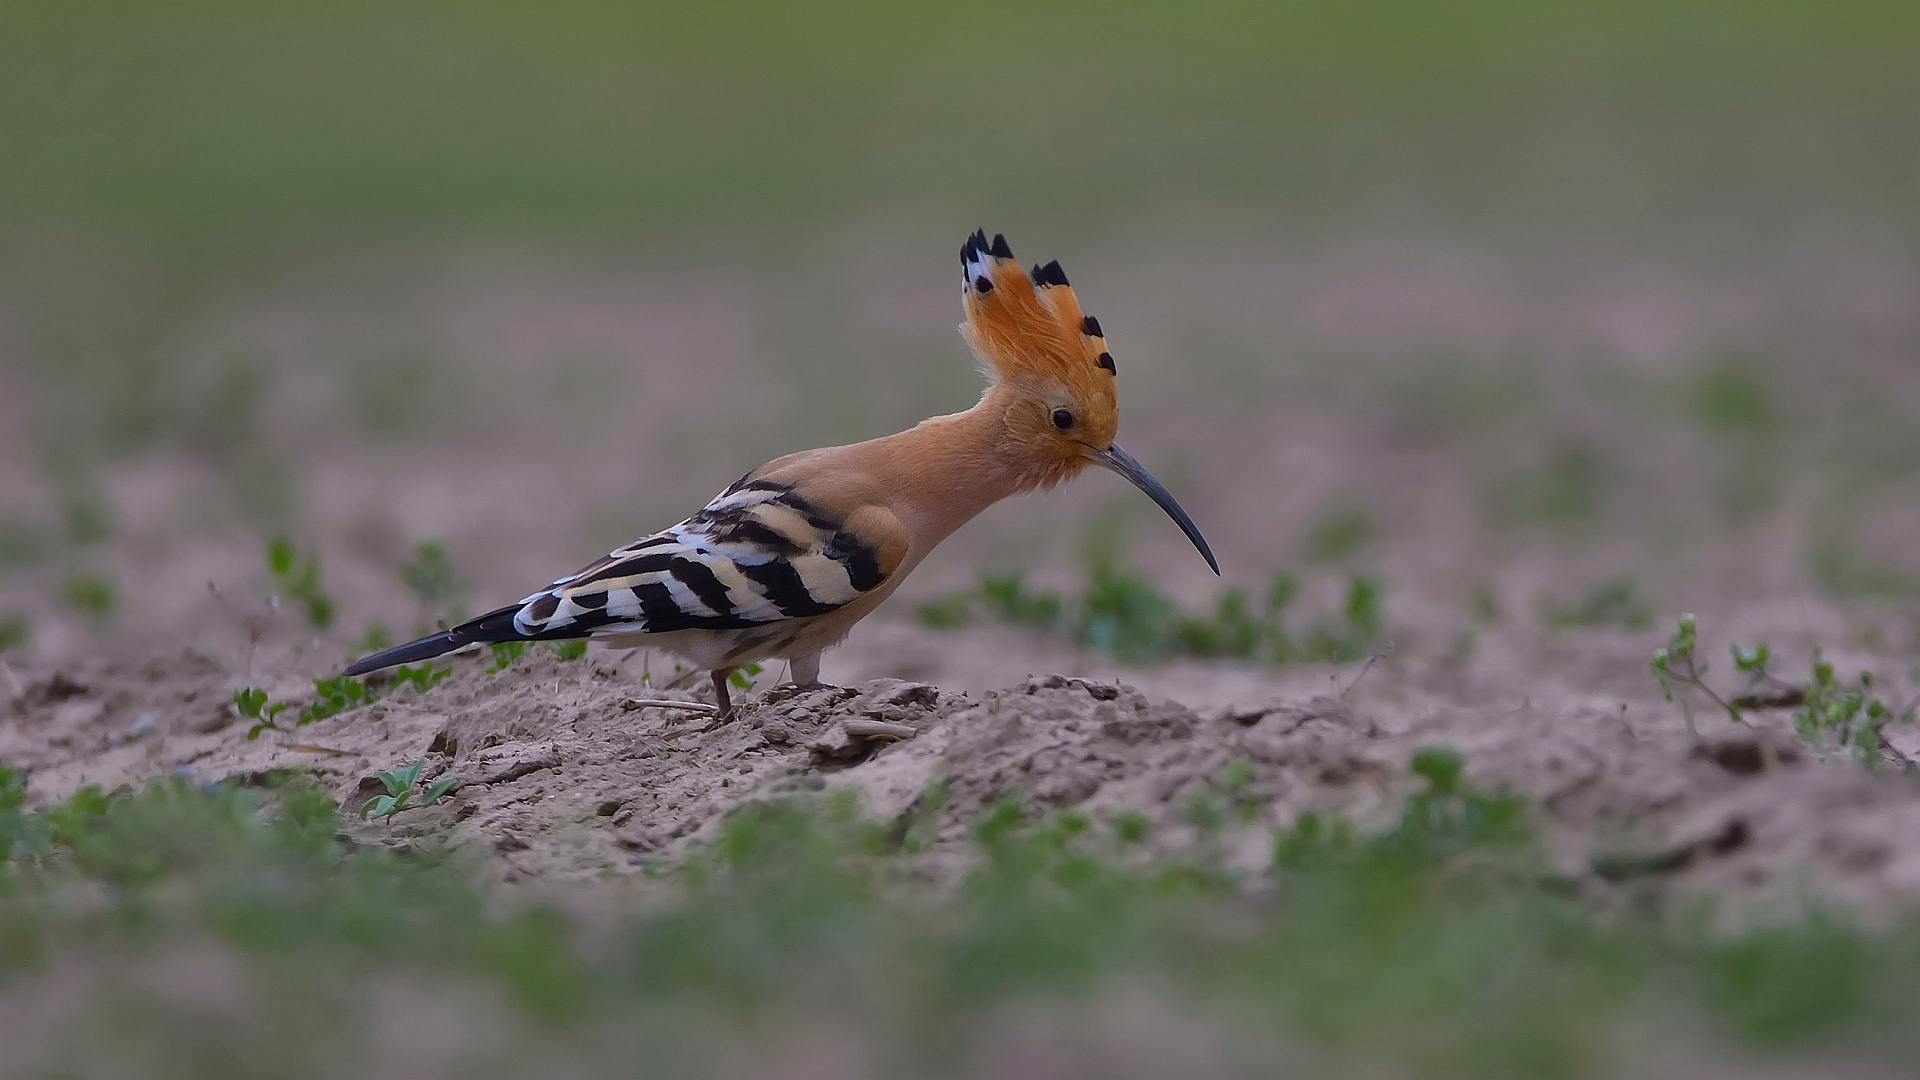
xmin=670 ymin=557 xmax=736 ymax=616
xmin=573 ymin=551 xmax=677 ymax=588
xmin=829 ymin=534 xmax=885 ymax=592
xmin=777 ymin=492 xmax=843 ymax=534
xmin=714 ymin=518 xmax=807 ymax=556
xmin=739 ymin=559 xmax=835 ymax=617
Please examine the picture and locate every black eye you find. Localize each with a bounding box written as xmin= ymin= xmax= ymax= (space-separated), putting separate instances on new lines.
xmin=1051 ymin=409 xmax=1074 ymax=429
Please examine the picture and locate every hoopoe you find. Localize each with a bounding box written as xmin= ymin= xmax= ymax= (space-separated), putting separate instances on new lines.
xmin=344 ymin=231 xmax=1217 ymax=716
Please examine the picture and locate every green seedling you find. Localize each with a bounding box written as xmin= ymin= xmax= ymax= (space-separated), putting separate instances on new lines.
xmin=1792 ymin=654 xmax=1920 ymax=767
xmin=351 ymin=622 xmax=394 ymax=656
xmin=1301 ymin=503 xmax=1373 ymax=564
xmin=301 ymin=674 xmax=376 ymax=725
xmin=729 ymin=662 xmax=764 ymax=691
xmin=399 ymin=539 xmax=469 ymax=630
xmin=921 ymin=562 xmax=1384 ymax=668
xmin=0 ymin=614 xmax=29 ymax=652
xmin=360 ymin=759 xmax=459 ymax=823
xmin=59 ymin=570 xmax=118 ymax=623
xmin=1653 ymin=614 xmax=1919 ymax=766
xmin=915 ymin=591 xmax=973 ymax=629
xmin=266 ymin=536 xmax=334 ymax=630
xmin=544 ymin=641 xmax=588 ymax=661
xmin=487 ymin=641 xmax=530 ymax=672
xmin=979 ymin=571 xmax=1062 ymax=627
xmin=390 ymin=663 xmax=451 ymax=693
xmin=235 ymin=687 xmax=293 ymax=740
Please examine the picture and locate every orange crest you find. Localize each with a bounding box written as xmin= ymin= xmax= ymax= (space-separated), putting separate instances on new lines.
xmin=959 ymin=231 xmax=1116 ymax=392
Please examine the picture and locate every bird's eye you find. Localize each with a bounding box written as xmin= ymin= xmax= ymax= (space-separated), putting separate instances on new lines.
xmin=1051 ymin=409 xmax=1074 ymax=429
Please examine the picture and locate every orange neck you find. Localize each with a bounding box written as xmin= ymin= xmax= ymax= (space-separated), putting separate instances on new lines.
xmin=851 ymin=386 xmax=1077 ymax=547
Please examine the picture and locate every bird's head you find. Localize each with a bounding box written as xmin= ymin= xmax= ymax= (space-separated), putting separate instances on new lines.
xmin=959 ymin=230 xmax=1217 ymax=573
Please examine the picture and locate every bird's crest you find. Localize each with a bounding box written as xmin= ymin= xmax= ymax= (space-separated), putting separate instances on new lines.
xmin=959 ymin=230 xmax=1117 ymax=394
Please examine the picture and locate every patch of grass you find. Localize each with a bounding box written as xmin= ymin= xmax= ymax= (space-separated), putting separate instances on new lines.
xmin=58 ymin=569 xmax=118 ymax=623
xmin=546 ymin=640 xmax=589 ymax=662
xmin=1492 ymin=446 xmax=1605 ymax=530
xmin=1689 ymin=357 xmax=1775 ymax=434
xmin=11 ymin=756 xmax=1920 ymax=1075
xmin=235 ymin=674 xmax=384 ymax=740
xmin=0 ymin=614 xmax=28 ymax=652
xmin=60 ymin=489 xmax=113 ymax=548
xmin=1301 ymin=503 xmax=1374 ymax=564
xmin=0 ymin=518 xmax=48 ymax=572
xmin=924 ymin=566 xmax=1387 ymax=666
xmin=1538 ymin=574 xmax=1656 ymax=633
xmin=398 ymin=538 xmax=469 ymax=630
xmin=486 ymin=641 xmax=530 ymax=672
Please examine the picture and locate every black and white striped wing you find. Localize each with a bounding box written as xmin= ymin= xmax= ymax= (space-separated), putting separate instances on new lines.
xmin=509 ymin=478 xmax=898 ymax=639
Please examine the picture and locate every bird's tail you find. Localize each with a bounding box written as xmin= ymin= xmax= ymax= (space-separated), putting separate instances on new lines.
xmin=341 ymin=603 xmax=543 ymax=676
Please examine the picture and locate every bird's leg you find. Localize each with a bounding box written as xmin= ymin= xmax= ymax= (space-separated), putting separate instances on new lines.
xmin=710 ymin=667 xmax=735 ymax=722
xmin=789 ymin=652 xmax=824 ymax=689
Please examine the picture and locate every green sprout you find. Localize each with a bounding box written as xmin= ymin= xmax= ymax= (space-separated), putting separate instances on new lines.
xmin=486 ymin=641 xmax=530 ymax=673
xmin=360 ymin=759 xmax=459 ymax=823
xmin=266 ymin=535 xmax=334 ymax=630
xmin=389 ymin=663 xmax=451 ymax=693
xmin=235 ymin=687 xmax=292 ymax=740
xmin=1652 ymin=614 xmax=1918 ymax=766
xmin=399 ymin=539 xmax=469 ymax=629
xmin=729 ymin=662 xmax=764 ymax=690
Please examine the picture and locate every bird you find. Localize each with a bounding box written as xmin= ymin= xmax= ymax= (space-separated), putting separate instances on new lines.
xmin=344 ymin=230 xmax=1218 ymax=717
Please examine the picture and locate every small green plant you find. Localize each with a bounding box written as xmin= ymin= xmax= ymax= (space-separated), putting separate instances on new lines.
xmin=1793 ymin=655 xmax=1918 ymax=767
xmin=350 ymin=622 xmax=394 ymax=656
xmin=238 ymin=675 xmax=380 ymax=740
xmin=1652 ymin=614 xmax=1919 ymax=765
xmin=390 ymin=663 xmax=451 ymax=693
xmin=1301 ymin=503 xmax=1373 ymax=564
xmin=266 ymin=535 xmax=335 ymax=629
xmin=0 ymin=614 xmax=28 ymax=652
xmin=1538 ymin=574 xmax=1655 ymax=632
xmin=544 ymin=641 xmax=588 ymax=662
xmin=304 ymin=674 xmax=375 ymax=723
xmin=915 ymin=591 xmax=973 ymax=629
xmin=59 ymin=570 xmax=118 ymax=623
xmin=922 ymin=564 xmax=1385 ymax=667
xmin=1295 ymin=574 xmax=1386 ymax=662
xmin=917 ymin=571 xmax=1061 ymax=629
xmin=360 ymin=759 xmax=459 ymax=823
xmin=62 ymin=489 xmax=113 ymax=548
xmin=234 ymin=687 xmax=293 ymax=739
xmin=1076 ymin=565 xmax=1180 ymax=661
xmin=399 ymin=539 xmax=469 ymax=629
xmin=729 ymin=662 xmax=764 ymax=691
xmin=979 ymin=571 xmax=1062 ymax=627
xmin=487 ymin=641 xmax=530 ymax=672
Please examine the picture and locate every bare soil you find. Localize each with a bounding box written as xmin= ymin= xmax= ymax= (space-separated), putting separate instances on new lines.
xmin=8 ymin=611 xmax=1920 ymax=919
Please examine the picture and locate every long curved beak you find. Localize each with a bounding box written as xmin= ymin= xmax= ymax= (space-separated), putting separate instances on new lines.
xmin=1087 ymin=442 xmax=1220 ymax=574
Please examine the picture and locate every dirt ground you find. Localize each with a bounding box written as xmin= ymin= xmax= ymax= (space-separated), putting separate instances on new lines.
xmin=4 ymin=235 xmax=1919 ymax=920
xmin=8 ymin=596 xmax=1920 ymax=922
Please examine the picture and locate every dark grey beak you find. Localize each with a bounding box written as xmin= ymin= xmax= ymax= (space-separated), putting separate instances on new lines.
xmin=1087 ymin=442 xmax=1219 ymax=574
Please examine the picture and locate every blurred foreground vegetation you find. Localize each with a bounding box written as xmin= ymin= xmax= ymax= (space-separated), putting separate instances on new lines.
xmin=7 ymin=756 xmax=1920 ymax=1078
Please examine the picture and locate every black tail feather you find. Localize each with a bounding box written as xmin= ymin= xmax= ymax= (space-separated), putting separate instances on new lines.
xmin=342 ymin=603 xmax=556 ymax=676
xmin=342 ymin=632 xmax=463 ymax=676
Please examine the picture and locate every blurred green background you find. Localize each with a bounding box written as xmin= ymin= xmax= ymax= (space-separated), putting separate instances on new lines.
xmin=2 ymin=0 xmax=1918 ymax=651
